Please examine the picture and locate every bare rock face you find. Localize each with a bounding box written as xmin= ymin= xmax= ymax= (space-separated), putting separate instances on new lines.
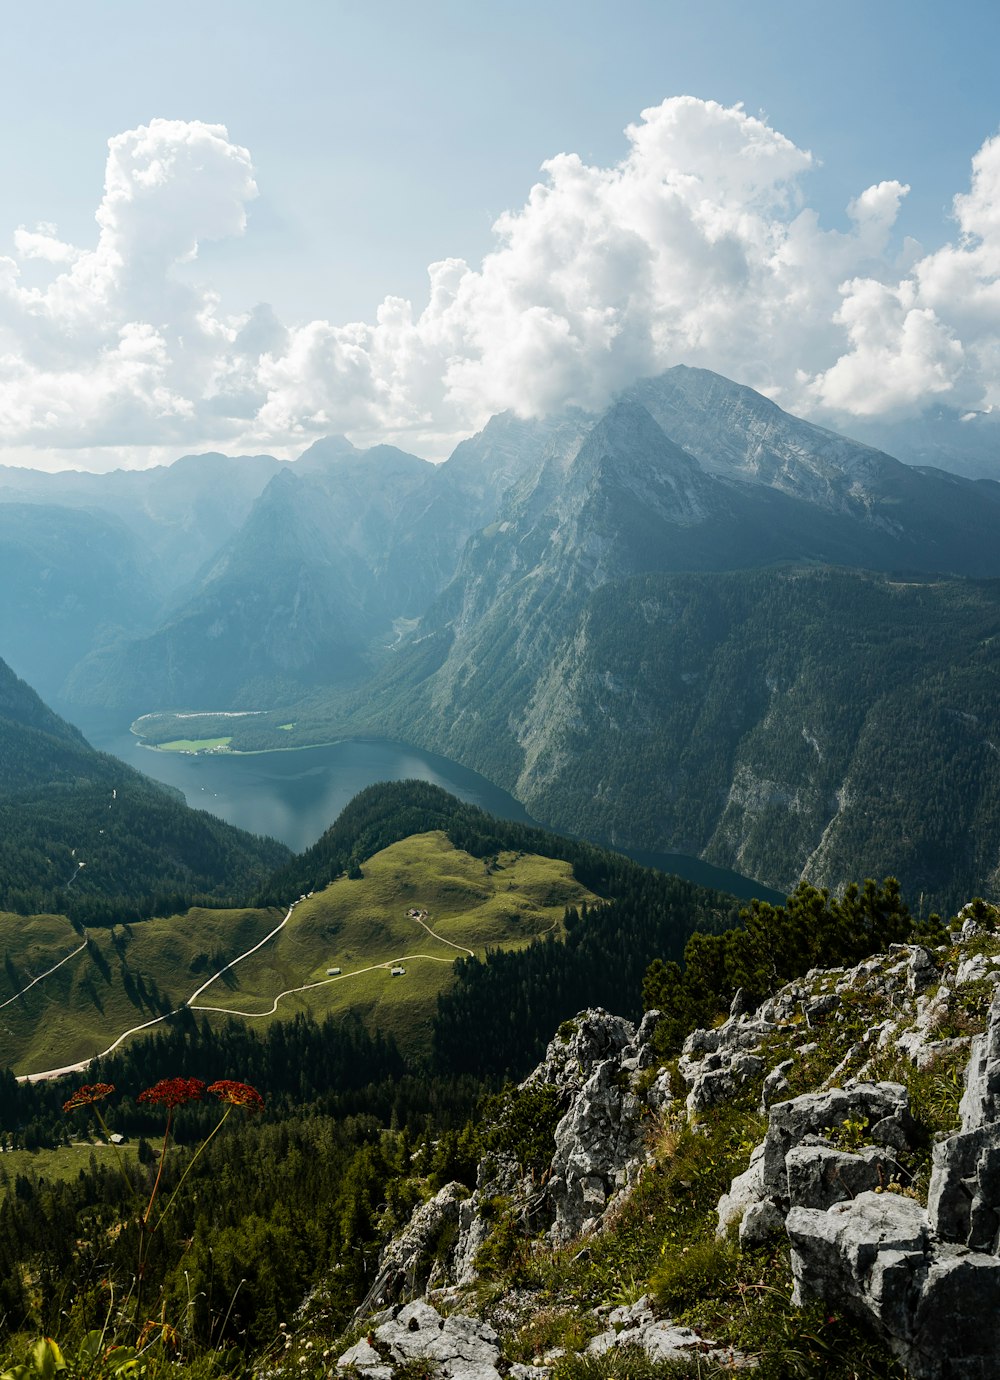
xmin=717 ymin=1081 xmax=918 ymax=1249
xmin=586 ymin=1294 xmax=756 ymax=1370
xmin=787 ymin=987 xmax=1000 ymax=1380
xmin=547 ymin=1054 xmax=646 ymax=1244
xmin=338 ymin=1300 xmax=504 ymax=1380
xmin=357 ymin=1181 xmax=468 ymax=1314
xmin=380 ymin=1009 xmax=670 ymax=1295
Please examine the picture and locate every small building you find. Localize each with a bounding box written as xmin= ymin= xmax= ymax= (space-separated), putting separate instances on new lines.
xmin=326 ymin=967 xmax=342 ymax=976
xmin=390 ymin=966 xmax=406 ymax=977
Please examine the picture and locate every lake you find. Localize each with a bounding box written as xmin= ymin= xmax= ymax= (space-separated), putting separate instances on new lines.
xmin=76 ymin=713 xmax=781 ymax=903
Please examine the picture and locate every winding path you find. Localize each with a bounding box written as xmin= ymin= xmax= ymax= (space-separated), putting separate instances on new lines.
xmin=408 ymin=909 xmax=474 ymax=957
xmin=0 ymin=940 xmax=88 ymax=1012
xmin=189 ymin=952 xmax=455 ymax=1019
xmin=16 ymin=902 xmax=297 ymax=1084
xmin=16 ymin=894 xmax=561 ymax=1082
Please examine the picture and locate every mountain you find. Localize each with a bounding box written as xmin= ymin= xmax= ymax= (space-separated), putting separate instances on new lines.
xmin=65 ymin=423 xmax=569 ymax=712
xmin=343 ymin=561 xmax=1000 ymax=911
xmin=842 ymin=402 xmax=1000 ymax=481
xmin=8 ymin=366 xmax=1000 ymax=908
xmin=302 ymin=375 xmax=1000 ymax=910
xmin=0 ymin=658 xmax=290 ymax=920
xmin=65 ymin=444 xmax=439 ymax=710
xmin=0 ymin=777 xmax=735 ymax=1078
xmin=623 ymin=366 xmax=1000 ymax=572
xmin=0 ymin=503 xmax=159 ymax=702
xmin=0 ymin=451 xmax=284 ymax=596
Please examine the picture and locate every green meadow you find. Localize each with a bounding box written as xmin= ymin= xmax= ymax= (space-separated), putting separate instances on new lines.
xmin=153 ymin=736 xmax=233 ymax=752
xmin=187 ymin=831 xmax=598 ymax=1049
xmin=1 ymin=832 xmax=600 ymax=1075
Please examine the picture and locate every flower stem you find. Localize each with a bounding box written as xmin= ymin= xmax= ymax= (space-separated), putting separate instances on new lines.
xmin=93 ymin=1104 xmax=140 ymax=1207
xmin=153 ymin=1104 xmax=233 ymax=1230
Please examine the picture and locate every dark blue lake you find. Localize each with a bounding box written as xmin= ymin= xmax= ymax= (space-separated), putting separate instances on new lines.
xmin=77 ymin=714 xmax=780 ymax=903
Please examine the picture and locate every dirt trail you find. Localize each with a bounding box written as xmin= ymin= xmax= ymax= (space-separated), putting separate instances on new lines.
xmin=1 ymin=940 xmax=88 ymax=1012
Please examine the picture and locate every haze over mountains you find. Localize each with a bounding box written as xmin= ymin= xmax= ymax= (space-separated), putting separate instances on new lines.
xmin=3 ymin=364 xmax=1000 ymax=909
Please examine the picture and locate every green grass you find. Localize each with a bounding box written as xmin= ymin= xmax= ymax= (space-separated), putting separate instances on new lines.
xmin=188 ymin=831 xmax=599 ymax=1051
xmin=0 ymin=906 xmax=279 ymax=1076
xmin=154 ymin=737 xmax=232 ymax=752
xmin=1 ymin=833 xmax=600 ymax=1074
xmin=0 ymin=1141 xmax=137 ymax=1192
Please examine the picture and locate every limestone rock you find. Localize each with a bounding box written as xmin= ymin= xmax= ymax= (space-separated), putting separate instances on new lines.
xmin=359 ymin=1181 xmax=467 ymax=1313
xmin=548 ymin=1050 xmax=646 ymax=1243
xmin=364 ymin=1301 xmax=503 ymax=1380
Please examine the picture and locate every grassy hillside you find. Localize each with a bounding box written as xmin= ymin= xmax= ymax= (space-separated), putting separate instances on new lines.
xmin=0 ymin=906 xmax=279 ymax=1076
xmin=0 ymin=657 xmax=291 ymax=922
xmin=189 ymin=831 xmax=595 ymax=1049
xmin=1 ymin=832 xmax=599 ymax=1076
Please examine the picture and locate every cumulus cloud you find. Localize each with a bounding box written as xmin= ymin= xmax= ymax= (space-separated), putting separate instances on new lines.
xmin=1 ymin=102 xmax=999 ymax=466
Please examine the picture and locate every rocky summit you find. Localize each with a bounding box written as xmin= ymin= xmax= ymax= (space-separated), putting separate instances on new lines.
xmin=324 ymin=904 xmax=1000 ymax=1380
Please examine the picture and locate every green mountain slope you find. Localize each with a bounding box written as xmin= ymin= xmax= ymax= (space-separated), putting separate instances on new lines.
xmin=1 ymin=781 xmax=738 ymax=1077
xmin=0 ymin=658 xmax=290 ymax=921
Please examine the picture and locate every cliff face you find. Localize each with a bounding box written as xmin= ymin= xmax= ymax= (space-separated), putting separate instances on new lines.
xmin=328 ymin=904 xmax=1000 ymax=1380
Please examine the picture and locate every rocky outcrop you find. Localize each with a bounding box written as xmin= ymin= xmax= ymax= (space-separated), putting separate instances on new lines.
xmin=447 ymin=1008 xmax=671 ymax=1278
xmin=786 ymin=988 xmax=1000 ymax=1379
xmin=342 ymin=920 xmax=1000 ymax=1380
xmin=585 ymin=1295 xmax=755 ymax=1370
xmin=358 ymin=1182 xmax=468 ymax=1314
xmin=339 ymin=1300 xmax=504 ymax=1380
xmin=717 ymin=1081 xmax=918 ymax=1249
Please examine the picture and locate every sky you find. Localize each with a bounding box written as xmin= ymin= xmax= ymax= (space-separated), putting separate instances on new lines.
xmin=1 ymin=0 xmax=999 ymax=470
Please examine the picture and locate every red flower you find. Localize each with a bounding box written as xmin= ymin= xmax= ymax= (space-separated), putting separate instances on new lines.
xmin=138 ymin=1077 xmax=206 ymax=1108
xmin=207 ymin=1080 xmax=264 ymax=1112
xmin=63 ymin=1083 xmax=115 ymax=1112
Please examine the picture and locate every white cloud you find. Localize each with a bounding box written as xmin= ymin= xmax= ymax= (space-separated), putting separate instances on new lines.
xmin=1 ymin=103 xmax=999 ymax=467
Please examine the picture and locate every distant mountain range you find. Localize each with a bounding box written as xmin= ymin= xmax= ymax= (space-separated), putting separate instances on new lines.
xmin=3 ymin=365 xmax=1000 ymax=907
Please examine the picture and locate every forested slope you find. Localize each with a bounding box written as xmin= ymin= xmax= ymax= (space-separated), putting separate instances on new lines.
xmin=345 ymin=568 xmax=1000 ymax=912
xmin=0 ymin=658 xmax=289 ymax=920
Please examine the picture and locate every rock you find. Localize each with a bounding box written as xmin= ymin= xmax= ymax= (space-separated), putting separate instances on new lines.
xmin=717 ymin=1141 xmax=767 ymax=1238
xmin=718 ymin=1082 xmax=916 ymax=1240
xmin=785 ymin=986 xmax=1000 ymax=1379
xmin=738 ymin=1197 xmax=785 ymax=1248
xmin=358 ymin=1181 xmax=467 ymax=1313
xmin=787 ymin=1190 xmax=930 ymax=1308
xmin=785 ymin=1145 xmax=892 ymax=1210
xmin=452 ymin=1197 xmax=491 ymax=1286
xmin=907 ymin=946 xmax=939 ymax=995
xmin=645 ymin=1068 xmax=673 ymax=1113
xmin=547 ymin=1056 xmax=646 ymax=1244
xmin=372 ymin=1302 xmax=503 ymax=1380
xmin=762 ymin=1084 xmax=913 ymax=1191
xmin=526 ymin=1009 xmax=636 ymax=1094
xmin=760 ymin=1059 xmax=793 ymax=1112
xmin=955 ymin=954 xmax=991 ymax=987
xmin=958 ymin=986 xmax=1000 ymax=1130
xmin=788 ymin=1191 xmax=1000 ymax=1379
xmin=337 ymin=1338 xmax=392 ymax=1377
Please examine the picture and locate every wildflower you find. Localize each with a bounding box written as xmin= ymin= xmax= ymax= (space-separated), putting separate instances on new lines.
xmin=138 ymin=1319 xmax=180 ymax=1350
xmin=138 ymin=1077 xmax=205 ymax=1108
xmin=62 ymin=1082 xmax=115 ymax=1112
xmin=207 ymin=1079 xmax=265 ymax=1112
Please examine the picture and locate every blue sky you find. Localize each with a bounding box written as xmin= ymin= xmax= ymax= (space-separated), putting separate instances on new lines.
xmin=1 ymin=0 xmax=998 ymax=468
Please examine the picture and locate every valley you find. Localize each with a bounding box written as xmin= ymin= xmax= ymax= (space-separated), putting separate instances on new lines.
xmin=15 ymin=367 xmax=994 ymax=910
xmin=3 ymin=364 xmax=999 ymax=1380
xmin=1 ymin=831 xmax=599 ymax=1078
